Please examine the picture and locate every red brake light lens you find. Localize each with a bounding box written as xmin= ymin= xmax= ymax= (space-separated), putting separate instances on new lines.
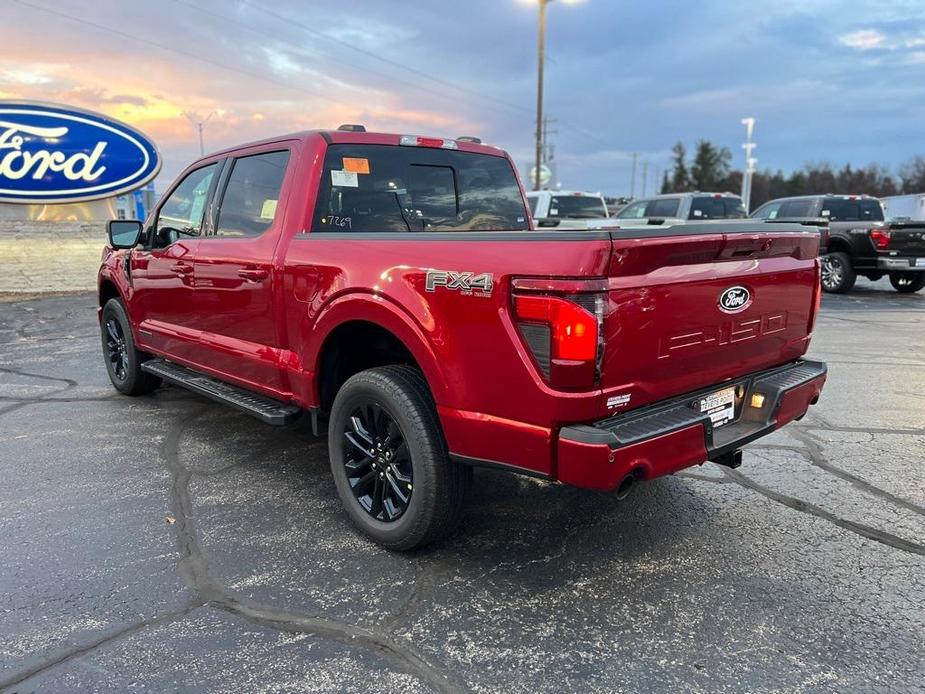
xmin=869 ymin=228 xmax=891 ymax=249
xmin=514 ymin=295 xmax=599 ymax=361
xmin=399 ymin=135 xmax=458 ymax=149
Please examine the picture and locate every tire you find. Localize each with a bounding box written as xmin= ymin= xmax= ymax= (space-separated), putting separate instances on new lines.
xmin=100 ymin=298 xmax=162 ymax=395
xmin=889 ymin=272 xmax=925 ymax=293
xmin=328 ymin=365 xmax=465 ymax=550
xmin=820 ymin=252 xmax=856 ymax=293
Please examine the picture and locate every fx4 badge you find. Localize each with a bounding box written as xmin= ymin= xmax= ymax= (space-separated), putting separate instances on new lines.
xmin=425 ymin=270 xmax=493 ymax=297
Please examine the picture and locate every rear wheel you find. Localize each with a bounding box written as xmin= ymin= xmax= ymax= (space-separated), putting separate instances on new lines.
xmin=889 ymin=272 xmax=925 ymax=293
xmin=100 ymin=298 xmax=161 ymax=395
xmin=328 ymin=365 xmax=465 ymax=550
xmin=820 ymin=252 xmax=856 ymax=293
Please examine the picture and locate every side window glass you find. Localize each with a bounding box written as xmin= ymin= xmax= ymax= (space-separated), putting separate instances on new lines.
xmin=215 ymin=150 xmax=290 ymax=238
xmin=648 ymin=198 xmax=680 ymax=217
xmin=780 ymin=200 xmax=814 ymax=218
xmin=154 ymin=164 xmax=217 ymax=247
xmin=755 ymin=202 xmax=781 ymax=219
xmin=617 ymin=201 xmax=648 ymax=219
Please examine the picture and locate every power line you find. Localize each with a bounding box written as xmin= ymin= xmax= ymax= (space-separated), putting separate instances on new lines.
xmin=242 ymin=0 xmax=535 ymax=117
xmin=240 ymin=1 xmax=618 ymax=150
xmin=172 ymin=0 xmax=530 ymax=123
xmin=11 ymin=0 xmax=360 ymax=114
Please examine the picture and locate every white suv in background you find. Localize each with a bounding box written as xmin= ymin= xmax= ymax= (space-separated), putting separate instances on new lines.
xmin=526 ymin=190 xmax=612 ymax=229
xmin=616 ymin=192 xmax=747 ymax=223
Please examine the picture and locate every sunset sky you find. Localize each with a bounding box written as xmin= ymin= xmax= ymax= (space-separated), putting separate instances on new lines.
xmin=2 ymin=0 xmax=924 ymax=195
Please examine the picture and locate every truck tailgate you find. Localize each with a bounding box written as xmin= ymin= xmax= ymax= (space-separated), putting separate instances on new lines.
xmin=600 ymin=229 xmax=820 ymax=413
xmin=885 ymin=221 xmax=925 ymax=254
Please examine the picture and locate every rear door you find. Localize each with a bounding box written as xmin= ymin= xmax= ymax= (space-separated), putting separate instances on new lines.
xmin=191 ymin=146 xmax=295 ymax=393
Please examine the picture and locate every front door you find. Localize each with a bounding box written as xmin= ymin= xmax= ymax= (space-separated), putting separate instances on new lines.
xmin=131 ymin=162 xmax=219 ymax=362
xmin=192 ymin=148 xmax=293 ymax=394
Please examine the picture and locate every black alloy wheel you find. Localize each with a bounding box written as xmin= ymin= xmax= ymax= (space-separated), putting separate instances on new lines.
xmin=104 ymin=316 xmax=129 ymax=383
xmin=343 ymin=401 xmax=414 ymax=522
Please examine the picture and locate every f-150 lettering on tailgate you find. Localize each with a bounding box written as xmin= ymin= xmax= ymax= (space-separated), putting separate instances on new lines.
xmin=658 ymin=312 xmax=788 ymax=359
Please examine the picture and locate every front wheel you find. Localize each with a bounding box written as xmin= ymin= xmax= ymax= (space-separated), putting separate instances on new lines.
xmin=889 ymin=272 xmax=925 ymax=293
xmin=328 ymin=365 xmax=466 ymax=550
xmin=100 ymin=298 xmax=162 ymax=395
xmin=820 ymin=252 xmax=856 ymax=293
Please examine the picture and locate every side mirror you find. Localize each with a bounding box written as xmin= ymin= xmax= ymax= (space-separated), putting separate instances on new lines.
xmin=107 ymin=220 xmax=143 ymax=249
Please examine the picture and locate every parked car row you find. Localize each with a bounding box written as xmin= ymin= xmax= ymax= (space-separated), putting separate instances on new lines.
xmin=587 ymin=189 xmax=925 ymax=294
xmin=751 ymin=194 xmax=925 ymax=294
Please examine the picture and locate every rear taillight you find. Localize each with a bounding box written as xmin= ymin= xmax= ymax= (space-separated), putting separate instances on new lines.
xmin=809 ymin=258 xmax=823 ymax=333
xmin=512 ymin=282 xmax=605 ymax=389
xmin=869 ymin=228 xmax=891 ymax=249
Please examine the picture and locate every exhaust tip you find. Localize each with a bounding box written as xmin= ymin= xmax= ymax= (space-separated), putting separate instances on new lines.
xmin=615 ymin=472 xmax=637 ymax=500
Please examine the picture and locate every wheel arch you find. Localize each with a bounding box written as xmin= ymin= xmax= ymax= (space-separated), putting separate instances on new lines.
xmin=305 ymin=294 xmax=448 ymax=414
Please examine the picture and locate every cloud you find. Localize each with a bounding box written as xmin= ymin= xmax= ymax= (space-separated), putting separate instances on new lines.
xmin=838 ymin=29 xmax=887 ymax=50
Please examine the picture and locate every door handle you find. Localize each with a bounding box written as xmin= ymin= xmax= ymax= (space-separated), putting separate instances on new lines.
xmin=238 ymin=267 xmax=269 ymax=282
xmin=170 ymin=262 xmax=193 ymax=274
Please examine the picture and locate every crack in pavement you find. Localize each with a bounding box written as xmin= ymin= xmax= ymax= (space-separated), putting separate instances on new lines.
xmin=0 ymin=603 xmax=204 ymax=691
xmin=720 ymin=468 xmax=925 ymax=557
xmin=788 ymin=428 xmax=925 ymax=518
xmin=159 ymin=408 xmax=467 ymax=693
xmin=3 ymin=402 xmax=466 ymax=692
xmin=0 ymin=367 xmax=78 ymax=416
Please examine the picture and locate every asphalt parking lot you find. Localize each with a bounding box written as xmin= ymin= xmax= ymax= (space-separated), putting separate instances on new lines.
xmin=1 ymin=278 xmax=922 ymax=693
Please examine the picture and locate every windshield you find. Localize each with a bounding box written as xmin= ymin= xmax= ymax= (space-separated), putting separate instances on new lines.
xmin=616 ymin=198 xmax=681 ymax=219
xmin=311 ymin=144 xmax=528 ymax=232
xmin=548 ymin=195 xmax=608 ymax=219
xmin=689 ymin=196 xmax=747 ymax=219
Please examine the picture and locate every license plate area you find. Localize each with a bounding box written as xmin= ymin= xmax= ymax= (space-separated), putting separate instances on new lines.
xmin=697 ymin=386 xmax=737 ymax=428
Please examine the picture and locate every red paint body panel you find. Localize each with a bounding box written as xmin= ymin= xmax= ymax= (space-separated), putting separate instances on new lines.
xmin=558 ymin=424 xmax=709 ymax=491
xmin=98 ymin=129 xmax=828 ymax=489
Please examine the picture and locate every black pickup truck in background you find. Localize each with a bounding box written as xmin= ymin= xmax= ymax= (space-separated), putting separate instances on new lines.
xmin=751 ymin=194 xmax=925 ymax=293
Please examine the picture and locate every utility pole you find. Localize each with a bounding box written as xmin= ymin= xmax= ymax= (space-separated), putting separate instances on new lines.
xmin=741 ymin=117 xmax=757 ymax=213
xmin=630 ymin=152 xmax=638 ymax=198
xmin=641 ymin=160 xmax=649 ymax=196
xmin=186 ymin=111 xmax=217 ymax=157
xmin=533 ymin=0 xmax=548 ymax=191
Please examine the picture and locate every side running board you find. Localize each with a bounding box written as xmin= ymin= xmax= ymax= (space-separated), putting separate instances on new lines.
xmin=141 ymin=358 xmax=301 ymax=426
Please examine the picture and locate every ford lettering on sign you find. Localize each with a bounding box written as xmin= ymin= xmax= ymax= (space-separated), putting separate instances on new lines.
xmin=0 ymin=101 xmax=161 ymax=204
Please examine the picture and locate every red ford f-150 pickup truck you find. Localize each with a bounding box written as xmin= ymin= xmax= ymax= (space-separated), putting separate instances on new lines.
xmin=99 ymin=126 xmax=827 ymax=549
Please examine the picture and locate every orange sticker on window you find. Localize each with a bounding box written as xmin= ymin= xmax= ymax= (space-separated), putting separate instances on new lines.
xmin=342 ymin=157 xmax=370 ymax=174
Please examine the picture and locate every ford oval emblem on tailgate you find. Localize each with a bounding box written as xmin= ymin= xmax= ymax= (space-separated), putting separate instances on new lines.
xmin=719 ymin=285 xmax=751 ymax=313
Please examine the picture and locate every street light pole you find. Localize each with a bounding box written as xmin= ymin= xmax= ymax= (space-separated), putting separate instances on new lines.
xmin=533 ymin=0 xmax=548 ymax=191
xmin=741 ymin=117 xmax=757 ymax=213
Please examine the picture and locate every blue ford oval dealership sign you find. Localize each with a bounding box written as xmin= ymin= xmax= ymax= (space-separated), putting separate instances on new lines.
xmin=0 ymin=101 xmax=161 ymax=204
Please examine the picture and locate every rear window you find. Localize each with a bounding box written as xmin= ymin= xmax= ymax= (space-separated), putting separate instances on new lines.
xmin=548 ymin=195 xmax=608 ymax=219
xmin=616 ymin=197 xmax=680 ymax=219
xmin=311 ymin=144 xmax=528 ymax=232
xmin=689 ymin=196 xmax=746 ymax=219
xmin=820 ymin=198 xmax=884 ymax=222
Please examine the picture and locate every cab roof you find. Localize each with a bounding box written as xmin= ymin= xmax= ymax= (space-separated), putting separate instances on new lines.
xmin=205 ymin=128 xmax=507 ymax=160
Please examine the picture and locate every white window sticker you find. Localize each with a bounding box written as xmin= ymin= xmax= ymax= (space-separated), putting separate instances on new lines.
xmin=260 ymin=199 xmax=278 ymax=220
xmin=693 ymin=209 xmax=703 ymax=217
xmin=331 ymin=170 xmax=358 ymax=188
